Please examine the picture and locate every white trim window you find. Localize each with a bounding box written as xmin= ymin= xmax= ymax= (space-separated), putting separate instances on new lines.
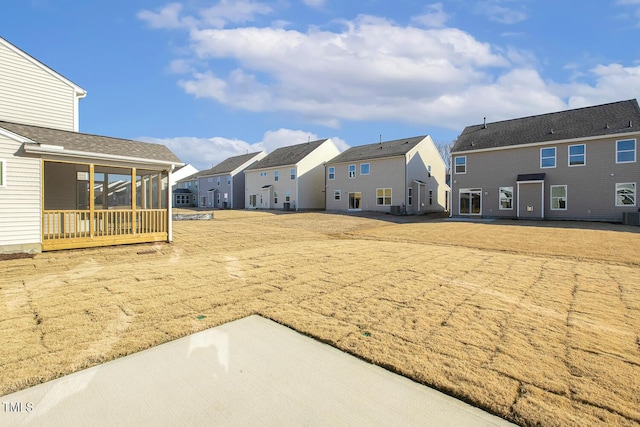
xmin=285 ymin=191 xmax=291 ymax=202
xmin=227 ymin=175 xmax=231 ymax=184
xmin=540 ymin=147 xmax=556 ymax=168
xmin=376 ymin=188 xmax=392 ymax=206
xmin=207 ymin=177 xmax=213 ymax=183
xmin=217 ymin=176 xmax=221 ymax=186
xmin=216 ymin=192 xmax=221 ymax=205
xmin=348 ymin=192 xmax=362 ymax=210
xmin=499 ymin=187 xmax=513 ymax=210
xmin=334 ymin=190 xmax=341 ymax=200
xmin=615 ymin=182 xmax=636 ymax=206
xmin=274 ymin=170 xmax=279 ymax=181
xmin=616 ymin=139 xmax=636 ymax=164
xmin=290 ymin=168 xmax=296 ymax=180
xmin=408 ymin=187 xmax=413 ymax=206
xmin=454 ymin=156 xmax=466 ymax=174
xmin=550 ymin=185 xmax=567 ymax=210
xmin=348 ymin=164 xmax=356 ymax=178
xmin=360 ymin=163 xmax=370 ymax=175
xmin=568 ymin=144 xmax=586 ymax=166
xmin=429 ymin=190 xmax=433 ymax=205
xmin=459 ymin=188 xmax=482 ymax=215
xmin=0 ymin=159 xmax=5 ymax=187
xmin=260 ymin=171 xmax=267 ymax=177
xmin=328 ymin=166 xmax=335 ymax=180
xmin=274 ymin=191 xmax=278 ymax=204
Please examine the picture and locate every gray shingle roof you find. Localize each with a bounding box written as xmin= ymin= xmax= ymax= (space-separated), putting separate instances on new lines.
xmin=0 ymin=121 xmax=182 ymax=164
xmin=452 ymin=99 xmax=640 ymax=153
xmin=328 ymin=135 xmax=427 ymax=164
xmin=246 ymin=139 xmax=329 ymax=170
xmin=193 ymin=152 xmax=263 ymax=178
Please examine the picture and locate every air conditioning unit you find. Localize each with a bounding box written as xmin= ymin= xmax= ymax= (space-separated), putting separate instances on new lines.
xmin=390 ymin=206 xmax=403 ymax=215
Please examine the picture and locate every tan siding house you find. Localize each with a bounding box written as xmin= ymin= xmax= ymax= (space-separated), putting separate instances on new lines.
xmin=0 ymin=38 xmax=182 ymax=255
xmin=326 ymin=135 xmax=448 ymax=214
xmin=451 ymin=99 xmax=640 ymax=222
xmin=245 ymin=139 xmax=340 ymax=210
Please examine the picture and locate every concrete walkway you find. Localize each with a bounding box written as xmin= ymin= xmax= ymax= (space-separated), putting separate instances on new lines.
xmin=1 ymin=315 xmax=515 ymax=426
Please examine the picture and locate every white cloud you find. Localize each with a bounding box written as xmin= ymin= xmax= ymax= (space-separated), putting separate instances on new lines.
xmin=474 ymin=0 xmax=528 ymax=25
xmin=139 ymin=129 xmax=348 ymax=170
xmin=411 ymin=3 xmax=450 ymax=28
xmin=137 ymin=3 xmax=196 ymax=29
xmin=303 ymin=0 xmax=325 ymax=8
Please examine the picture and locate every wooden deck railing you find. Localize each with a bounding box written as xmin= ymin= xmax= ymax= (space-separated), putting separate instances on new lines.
xmin=43 ymin=209 xmax=167 ymax=241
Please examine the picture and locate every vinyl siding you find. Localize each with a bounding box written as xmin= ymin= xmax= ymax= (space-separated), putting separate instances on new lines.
xmin=452 ymin=134 xmax=640 ymax=221
xmin=296 ymin=139 xmax=341 ymax=209
xmin=0 ymin=136 xmax=41 ymax=250
xmin=0 ymin=42 xmax=77 ymax=131
xmin=406 ymin=135 xmax=447 ymax=213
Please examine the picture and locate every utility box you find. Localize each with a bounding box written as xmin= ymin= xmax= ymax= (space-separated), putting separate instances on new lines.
xmin=622 ymin=212 xmax=640 ymax=226
xmin=390 ymin=206 xmax=403 ymax=215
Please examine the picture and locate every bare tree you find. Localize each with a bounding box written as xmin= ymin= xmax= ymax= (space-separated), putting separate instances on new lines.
xmin=437 ymin=142 xmax=453 ymax=174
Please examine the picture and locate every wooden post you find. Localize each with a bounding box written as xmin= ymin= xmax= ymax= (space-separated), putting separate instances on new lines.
xmin=89 ymin=163 xmax=95 ymax=238
xmin=132 ymin=167 xmax=137 ymax=235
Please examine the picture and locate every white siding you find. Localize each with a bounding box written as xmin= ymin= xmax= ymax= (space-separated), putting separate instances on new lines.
xmin=407 ymin=135 xmax=448 ymax=212
xmin=296 ymin=139 xmax=341 ymax=209
xmin=0 ymin=136 xmax=41 ymax=249
xmin=0 ymin=41 xmax=77 ymax=131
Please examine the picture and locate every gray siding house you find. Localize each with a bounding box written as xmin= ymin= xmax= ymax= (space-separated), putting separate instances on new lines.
xmin=451 ymin=99 xmax=640 ymax=222
xmin=196 ymin=152 xmax=266 ymax=209
xmin=245 ymin=139 xmax=341 ymax=210
xmin=325 ymin=135 xmax=448 ymax=214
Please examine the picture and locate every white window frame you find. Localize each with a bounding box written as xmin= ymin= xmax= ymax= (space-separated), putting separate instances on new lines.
xmin=290 ymin=168 xmax=296 ymax=180
xmin=360 ymin=163 xmax=370 ymax=175
xmin=376 ymin=188 xmax=392 ymax=206
xmin=429 ymin=190 xmax=433 ymax=205
xmin=334 ymin=190 xmax=341 ymax=200
xmin=499 ymin=186 xmax=513 ymax=210
xmin=285 ymin=191 xmax=291 ymax=202
xmin=274 ymin=170 xmax=279 ymax=181
xmin=0 ymin=159 xmax=5 ymax=188
xmin=328 ymin=167 xmax=335 ymax=180
xmin=540 ymin=147 xmax=556 ymax=169
xmin=217 ymin=192 xmax=221 ymax=205
xmin=227 ymin=175 xmax=231 ymax=184
xmin=550 ymin=185 xmax=567 ymax=210
xmin=407 ymin=187 xmax=412 ymax=206
xmin=260 ymin=171 xmax=267 ymax=177
xmin=348 ymin=164 xmax=356 ymax=179
xmin=615 ymin=182 xmax=636 ymax=207
xmin=217 ymin=177 xmax=221 ymax=186
xmin=458 ymin=188 xmax=482 ymax=215
xmin=568 ymin=144 xmax=586 ymax=167
xmin=616 ymin=139 xmax=636 ymax=164
xmin=207 ymin=177 xmax=213 ymax=183
xmin=274 ymin=191 xmax=278 ymax=204
xmin=454 ymin=156 xmax=466 ymax=174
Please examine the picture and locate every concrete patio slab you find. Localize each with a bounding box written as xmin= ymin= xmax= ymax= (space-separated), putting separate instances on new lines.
xmin=1 ymin=315 xmax=514 ymax=426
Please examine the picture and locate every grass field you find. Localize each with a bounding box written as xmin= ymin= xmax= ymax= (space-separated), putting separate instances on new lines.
xmin=1 ymin=210 xmax=639 ymax=426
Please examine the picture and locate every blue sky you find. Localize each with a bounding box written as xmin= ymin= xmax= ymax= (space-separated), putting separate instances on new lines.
xmin=2 ymin=0 xmax=640 ymax=170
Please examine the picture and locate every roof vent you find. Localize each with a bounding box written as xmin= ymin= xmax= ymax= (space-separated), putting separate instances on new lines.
xmin=550 ymin=129 xmax=554 ymax=134
xmin=471 ymin=141 xmax=475 ymax=146
xmin=483 ymin=117 xmax=487 ymax=129
xmin=379 ymin=134 xmax=382 ymax=144
xmin=630 ymin=120 xmax=633 ymax=128
xmin=605 ymin=122 xmax=609 ymax=129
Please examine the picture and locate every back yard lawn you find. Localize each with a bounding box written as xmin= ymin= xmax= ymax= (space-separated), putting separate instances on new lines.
xmin=1 ymin=211 xmax=639 ymax=426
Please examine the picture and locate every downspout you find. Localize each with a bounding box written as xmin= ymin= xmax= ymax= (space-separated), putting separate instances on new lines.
xmin=295 ymin=166 xmax=299 ymax=211
xmin=404 ymin=154 xmax=408 ymax=214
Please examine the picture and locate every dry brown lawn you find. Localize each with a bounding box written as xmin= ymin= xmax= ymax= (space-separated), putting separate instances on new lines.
xmin=1 ymin=210 xmax=639 ymax=426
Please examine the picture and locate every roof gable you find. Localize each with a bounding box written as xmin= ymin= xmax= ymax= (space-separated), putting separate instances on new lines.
xmin=0 ymin=121 xmax=182 ymax=165
xmin=0 ymin=37 xmax=86 ymax=96
xmin=328 ymin=135 xmax=427 ymax=164
xmin=246 ymin=139 xmax=329 ymax=170
xmin=196 ymin=152 xmax=265 ymax=177
xmin=453 ymin=99 xmax=640 ymax=153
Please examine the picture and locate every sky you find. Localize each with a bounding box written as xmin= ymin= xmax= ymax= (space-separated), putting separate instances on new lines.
xmin=2 ymin=0 xmax=640 ymax=170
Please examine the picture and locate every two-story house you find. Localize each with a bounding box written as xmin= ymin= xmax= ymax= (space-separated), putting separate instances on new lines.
xmin=245 ymin=139 xmax=340 ymax=210
xmin=196 ymin=151 xmax=266 ymax=209
xmin=325 ymin=135 xmax=448 ymax=214
xmin=0 ymin=37 xmax=182 ymax=254
xmin=451 ymin=99 xmax=640 ymax=222
xmin=174 ymin=172 xmax=199 ymax=207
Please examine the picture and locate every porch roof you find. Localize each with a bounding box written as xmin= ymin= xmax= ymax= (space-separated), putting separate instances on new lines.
xmin=517 ymin=173 xmax=545 ymax=182
xmin=0 ymin=121 xmax=182 ymax=167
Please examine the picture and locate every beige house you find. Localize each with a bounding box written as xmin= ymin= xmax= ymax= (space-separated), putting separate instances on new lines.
xmin=325 ymin=135 xmax=448 ymax=214
xmin=0 ymin=37 xmax=182 ymax=254
xmin=451 ymin=99 xmax=640 ymax=222
xmin=245 ymin=139 xmax=341 ymax=210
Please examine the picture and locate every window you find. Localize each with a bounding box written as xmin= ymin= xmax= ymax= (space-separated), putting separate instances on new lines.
xmin=616 ymin=183 xmax=636 ymax=206
xmin=408 ymin=188 xmax=412 ymax=206
xmin=207 ymin=177 xmax=213 ymax=183
xmin=217 ymin=193 xmax=221 ymax=205
xmin=459 ymin=188 xmax=481 ymax=215
xmin=334 ymin=190 xmax=341 ymax=200
xmin=454 ymin=156 xmax=466 ymax=174
xmin=285 ymin=191 xmax=291 ymax=202
xmin=216 ymin=177 xmax=221 ymax=185
xmin=227 ymin=175 xmax=231 ymax=184
xmin=328 ymin=167 xmax=335 ymax=180
xmin=540 ymin=147 xmax=556 ymax=168
xmin=550 ymin=185 xmax=567 ymax=210
xmin=0 ymin=160 xmax=5 ymax=187
xmin=376 ymin=188 xmax=392 ymax=205
xmin=274 ymin=191 xmax=278 ymax=204
xmin=429 ymin=190 xmax=433 ymax=205
xmin=249 ymin=194 xmax=257 ymax=207
xmin=568 ymin=144 xmax=585 ymax=166
xmin=260 ymin=172 xmax=267 ymax=177
xmin=274 ymin=170 xmax=279 ymax=181
xmin=427 ymin=165 xmax=432 ymax=177
xmin=360 ymin=163 xmax=370 ymax=175
xmin=616 ymin=139 xmax=636 ymax=163
xmin=499 ymin=187 xmax=513 ymax=210
xmin=348 ymin=164 xmax=356 ymax=178
xmin=348 ymin=192 xmax=362 ymax=210
xmin=290 ymin=168 xmax=296 ymax=180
